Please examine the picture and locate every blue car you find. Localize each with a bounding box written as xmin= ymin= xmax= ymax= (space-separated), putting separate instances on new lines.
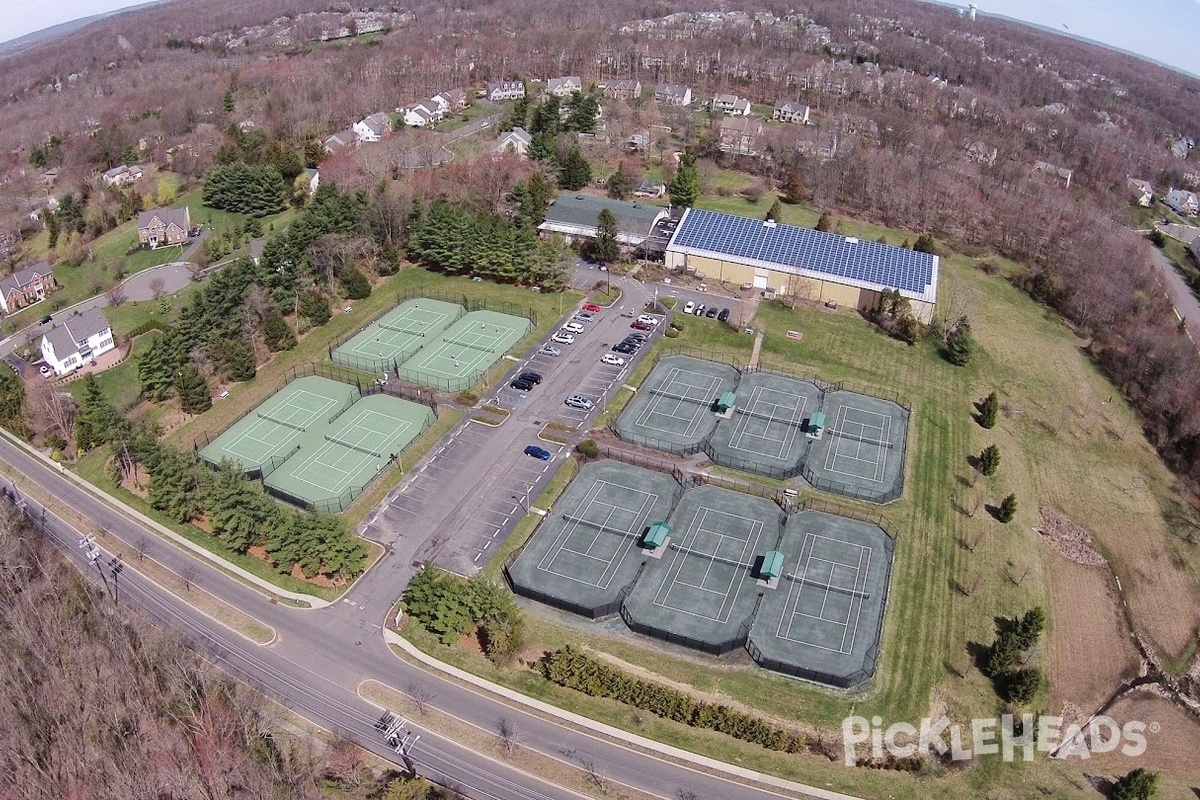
xmin=524 ymin=445 xmax=552 ymax=460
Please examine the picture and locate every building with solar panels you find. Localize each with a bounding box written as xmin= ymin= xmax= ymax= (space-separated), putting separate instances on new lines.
xmin=663 ymin=208 xmax=939 ymax=323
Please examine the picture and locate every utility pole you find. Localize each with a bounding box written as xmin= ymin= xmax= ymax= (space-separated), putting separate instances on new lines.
xmin=78 ymin=535 xmax=112 ymax=600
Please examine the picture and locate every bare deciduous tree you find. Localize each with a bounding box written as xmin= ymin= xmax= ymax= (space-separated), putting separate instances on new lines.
xmin=405 ymin=679 xmax=438 ymax=716
xmin=149 ymin=275 xmax=166 ymax=298
xmin=496 ymin=717 xmax=521 ymax=757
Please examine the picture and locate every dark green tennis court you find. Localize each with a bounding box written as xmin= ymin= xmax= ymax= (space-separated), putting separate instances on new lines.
xmin=707 ymin=372 xmax=823 ymax=477
xmin=332 ymin=298 xmax=464 ymax=374
xmin=613 ymin=356 xmax=740 ymax=454
xmin=802 ymin=391 xmax=909 ymax=504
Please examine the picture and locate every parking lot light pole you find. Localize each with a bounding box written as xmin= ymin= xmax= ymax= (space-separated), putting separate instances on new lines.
xmin=512 ymin=493 xmax=527 ymax=514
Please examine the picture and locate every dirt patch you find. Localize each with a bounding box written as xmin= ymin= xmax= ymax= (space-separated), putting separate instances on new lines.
xmin=1037 ymin=507 xmax=1107 ymax=567
xmin=1084 ymin=689 xmax=1200 ymax=784
xmin=1044 ymin=555 xmax=1140 ymax=716
xmin=117 ymin=464 xmax=151 ymax=499
xmin=291 ymin=562 xmax=335 ymax=587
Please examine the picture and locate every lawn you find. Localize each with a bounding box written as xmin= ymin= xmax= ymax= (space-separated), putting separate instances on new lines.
xmin=68 ymin=330 xmax=162 ymax=413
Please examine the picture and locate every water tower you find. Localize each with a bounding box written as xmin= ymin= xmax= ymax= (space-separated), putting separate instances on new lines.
xmin=968 ymin=4 xmax=977 ymax=21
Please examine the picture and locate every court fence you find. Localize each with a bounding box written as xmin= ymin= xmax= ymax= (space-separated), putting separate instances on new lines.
xmin=245 ymin=444 xmax=301 ymax=480
xmin=744 ymin=638 xmax=879 ymax=690
xmin=362 ymin=379 xmax=439 ymax=418
xmin=790 ymin=496 xmax=896 ymax=539
xmin=620 ymin=592 xmax=762 ymax=657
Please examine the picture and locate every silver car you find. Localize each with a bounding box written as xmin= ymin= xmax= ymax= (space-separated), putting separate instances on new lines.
xmin=564 ymin=395 xmax=594 ymax=410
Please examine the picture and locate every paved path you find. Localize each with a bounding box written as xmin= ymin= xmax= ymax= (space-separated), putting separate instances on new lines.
xmin=1147 ymin=242 xmax=1200 ymax=340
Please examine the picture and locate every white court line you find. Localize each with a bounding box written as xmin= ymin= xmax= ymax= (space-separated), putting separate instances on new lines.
xmin=224 ymin=392 xmax=338 ymax=461
xmin=776 ymin=534 xmax=873 ymax=654
xmin=822 ymin=405 xmax=890 ymax=484
xmin=726 ymin=386 xmax=805 ymax=460
xmin=538 ymin=480 xmax=659 ymax=589
xmin=344 ymin=309 xmax=450 ymax=359
xmin=652 ymin=507 xmax=761 ymax=623
xmin=633 ymin=368 xmax=720 ymax=437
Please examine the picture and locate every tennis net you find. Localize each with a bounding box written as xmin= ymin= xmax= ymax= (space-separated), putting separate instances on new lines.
xmin=328 ymin=395 xmax=356 ymax=424
xmin=827 ymin=429 xmax=893 ymax=450
xmin=785 ymin=571 xmax=871 ymax=599
xmin=735 ymin=407 xmax=806 ymax=429
xmin=443 ymin=336 xmax=497 ymax=354
xmin=323 ymin=434 xmax=384 ymax=458
xmin=648 ymin=387 xmax=713 ymax=405
xmin=257 ymin=411 xmax=306 ymax=432
xmin=561 ymin=513 xmax=641 ymax=539
xmin=379 ymin=322 xmax=427 ymax=337
xmin=668 ymin=542 xmax=756 ymax=571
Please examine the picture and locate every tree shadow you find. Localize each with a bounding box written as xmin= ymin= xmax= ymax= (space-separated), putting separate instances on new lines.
xmin=985 ymin=503 xmax=1004 ymax=521
xmin=966 ymin=640 xmax=991 ymax=672
xmin=965 ymin=453 xmax=980 ymax=471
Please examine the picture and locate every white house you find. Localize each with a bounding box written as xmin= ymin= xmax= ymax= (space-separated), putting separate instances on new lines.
xmin=353 ymin=112 xmax=393 ymax=143
xmin=547 ymin=76 xmax=582 ymax=98
xmin=712 ymin=93 xmax=751 ymax=116
xmin=772 ymin=101 xmax=810 ymax=124
xmin=654 ymin=83 xmax=692 ymax=107
xmin=403 ymin=102 xmax=442 ymax=128
xmin=1129 ymin=178 xmax=1154 ymax=207
xmin=486 ymin=81 xmax=526 ymax=102
xmin=40 ymin=308 xmax=115 ymax=377
xmin=100 ymin=164 xmax=142 ymax=187
xmin=493 ymin=127 xmax=533 ymax=157
xmin=1165 ymin=187 xmax=1199 ymax=216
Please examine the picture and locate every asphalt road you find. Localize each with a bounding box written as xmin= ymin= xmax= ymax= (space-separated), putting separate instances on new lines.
xmin=0 ymin=415 xmax=847 ymax=800
xmin=1147 ymin=243 xmax=1200 ymax=339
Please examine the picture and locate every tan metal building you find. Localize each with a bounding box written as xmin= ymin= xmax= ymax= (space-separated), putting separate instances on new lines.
xmin=663 ymin=208 xmax=938 ymax=323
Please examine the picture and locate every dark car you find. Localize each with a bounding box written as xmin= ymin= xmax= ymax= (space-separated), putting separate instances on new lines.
xmin=626 ymin=332 xmax=649 ymax=341
xmin=39 ymin=315 xmax=52 ymax=325
xmin=717 ymin=307 xmax=731 ymax=322
xmin=510 ymin=378 xmax=535 ymax=391
xmin=620 ymin=337 xmax=644 ymax=348
xmin=705 ymin=306 xmax=719 ymax=318
xmin=631 ymin=320 xmax=654 ymax=331
xmin=613 ymin=342 xmax=637 ymax=354
xmin=518 ymin=371 xmax=543 ymax=384
xmin=523 ymin=445 xmax=552 ymax=460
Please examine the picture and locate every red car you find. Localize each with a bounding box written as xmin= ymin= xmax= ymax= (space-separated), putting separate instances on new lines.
xmin=631 ymin=320 xmax=654 ymax=331
xmin=582 ymin=303 xmax=602 ymax=313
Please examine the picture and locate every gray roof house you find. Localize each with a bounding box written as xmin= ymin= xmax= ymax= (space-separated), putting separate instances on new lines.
xmin=547 ymin=76 xmax=583 ymax=98
xmin=323 ymin=128 xmax=357 ymax=154
xmin=537 ymin=195 xmax=668 ymax=246
xmin=40 ymin=307 xmax=115 ymax=377
xmin=654 ymin=83 xmax=692 ymax=107
xmin=486 ymin=81 xmax=526 ymax=102
xmin=493 ymin=127 xmax=533 ymax=157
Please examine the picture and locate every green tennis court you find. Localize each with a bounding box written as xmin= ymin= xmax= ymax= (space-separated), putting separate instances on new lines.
xmin=264 ymin=394 xmax=435 ymax=510
xmin=199 ymin=376 xmax=357 ymax=473
xmin=396 ymin=310 xmax=533 ymax=392
xmin=332 ymin=298 xmax=464 ymax=374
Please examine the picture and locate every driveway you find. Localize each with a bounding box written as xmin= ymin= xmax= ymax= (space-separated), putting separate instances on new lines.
xmin=1147 ymin=243 xmax=1200 ymax=339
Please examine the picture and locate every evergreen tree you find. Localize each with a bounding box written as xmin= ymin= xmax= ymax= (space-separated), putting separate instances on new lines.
xmin=1003 ymin=667 xmax=1041 ymax=704
xmin=1013 ymin=606 xmax=1046 ymax=651
xmin=816 ymin=212 xmax=834 ymax=232
xmin=339 ymin=267 xmax=372 ymax=299
xmin=1111 ymin=768 xmax=1158 ymax=800
xmin=558 ymin=145 xmax=592 ymax=191
xmin=512 ymin=172 xmax=552 ymax=229
xmin=591 ymin=208 xmax=620 ymax=264
xmin=669 ymin=152 xmax=701 ymax=207
xmin=913 ymin=234 xmax=938 ymax=254
xmin=214 ymin=339 xmax=256 ymax=382
xmin=375 ymin=240 xmax=399 ymax=276
xmin=205 ymin=461 xmax=271 ymax=552
xmin=980 ymin=391 xmax=999 ymax=429
xmin=997 ymin=493 xmax=1018 ymax=523
xmin=75 ymin=374 xmax=127 ymax=451
xmin=564 ymin=92 xmax=600 ymax=133
xmin=530 ymin=95 xmax=561 ymax=136
xmin=765 ymin=197 xmax=782 ymax=221
xmin=303 ymin=140 xmax=325 ymax=168
xmin=138 ymin=334 xmax=178 ymax=401
xmin=175 ymin=363 xmax=211 ymax=415
xmin=946 ymin=317 xmax=975 ymax=366
xmin=298 ymin=289 xmax=332 ymax=325
xmin=606 ymin=162 xmax=634 ymax=200
xmin=504 ymin=96 xmax=530 ymax=132
xmin=223 ymin=89 xmax=236 ymax=114
xmin=43 ymin=209 xmax=60 ymax=249
xmin=526 ymin=132 xmax=557 ymax=164
xmin=978 ymin=444 xmax=1000 ymax=476
xmin=262 ymin=312 xmax=296 ymax=351
xmin=202 ymin=162 xmax=287 ymax=216
xmin=0 ymin=368 xmax=24 ymax=436
xmin=983 ymin=630 xmax=1022 ymax=677
xmin=782 ymin=170 xmax=807 ymax=204
xmin=148 ymin=449 xmax=202 ymax=523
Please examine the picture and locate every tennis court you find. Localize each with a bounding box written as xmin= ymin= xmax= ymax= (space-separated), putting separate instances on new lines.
xmin=199 ymin=376 xmax=358 ymax=473
xmin=707 ymin=372 xmax=822 ymax=477
xmin=332 ymin=298 xmax=463 ymax=374
xmin=396 ymin=310 xmax=533 ymax=392
xmin=622 ymin=485 xmax=781 ymax=652
xmin=749 ymin=510 xmax=894 ymax=689
xmin=506 ymin=461 xmax=680 ymax=617
xmin=263 ymin=393 xmax=434 ymax=509
xmin=613 ymin=356 xmax=739 ymax=454
xmin=804 ymin=391 xmax=909 ymax=502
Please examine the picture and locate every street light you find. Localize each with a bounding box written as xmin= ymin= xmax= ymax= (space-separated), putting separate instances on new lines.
xmin=512 ymin=493 xmax=527 ymax=514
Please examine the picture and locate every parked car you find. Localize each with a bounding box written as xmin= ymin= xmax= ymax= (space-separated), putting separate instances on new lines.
xmin=538 ymin=345 xmax=562 ymax=356
xmin=39 ymin=315 xmax=52 ymax=325
xmin=717 ymin=307 xmax=731 ymax=322
xmin=693 ymin=304 xmax=706 ymax=316
xmin=705 ymin=306 xmax=719 ymax=318
xmin=564 ymin=395 xmax=594 ymax=410
xmin=518 ymin=371 xmax=543 ymax=384
xmin=620 ymin=337 xmax=644 ymax=349
xmin=574 ymin=312 xmax=594 ymax=322
xmin=682 ymin=301 xmax=696 ymax=314
xmin=637 ymin=314 xmax=660 ymax=326
xmin=626 ymin=332 xmax=649 ymax=341
xmin=582 ymin=303 xmax=602 ymax=313
xmin=613 ymin=343 xmax=637 ymax=354
xmin=551 ymin=331 xmax=575 ymax=344
xmin=601 ymin=354 xmax=626 ymax=366
xmin=631 ymin=321 xmax=654 ymax=331
xmin=524 ymin=445 xmax=552 ymax=460
xmin=562 ymin=322 xmax=585 ymax=334
xmin=510 ymin=378 xmax=535 ymax=391
xmin=38 ymin=365 xmax=52 ymax=377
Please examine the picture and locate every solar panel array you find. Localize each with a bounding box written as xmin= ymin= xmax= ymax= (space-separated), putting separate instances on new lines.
xmin=668 ymin=209 xmax=935 ymax=295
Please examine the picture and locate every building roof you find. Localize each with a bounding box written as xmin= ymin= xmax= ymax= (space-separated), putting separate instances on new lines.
xmin=666 ymin=208 xmax=938 ymax=304
xmin=538 ymin=195 xmax=668 ymax=245
xmin=0 ymin=261 xmax=51 ymax=296
xmin=547 ymin=76 xmax=582 ymax=93
xmin=137 ymin=206 xmax=191 ymax=232
xmin=44 ymin=307 xmax=111 ymax=356
xmin=495 ymin=127 xmax=532 ymax=150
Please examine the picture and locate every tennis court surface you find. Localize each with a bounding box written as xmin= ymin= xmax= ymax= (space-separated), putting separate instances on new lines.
xmin=332 ymin=298 xmax=463 ymax=374
xmin=803 ymin=391 xmax=909 ymax=503
xmin=707 ymin=372 xmax=822 ymax=477
xmin=613 ymin=355 xmax=739 ymax=454
xmin=397 ymin=310 xmax=533 ymax=392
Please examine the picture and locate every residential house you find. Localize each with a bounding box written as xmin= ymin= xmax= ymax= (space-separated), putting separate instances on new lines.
xmin=403 ymin=102 xmax=442 ymax=128
xmin=655 ymin=83 xmax=692 ymax=107
xmin=547 ymin=76 xmax=582 ymax=98
xmin=137 ymin=206 xmax=192 ymax=249
xmin=1171 ymin=137 xmax=1193 ymax=159
xmin=323 ymin=128 xmax=357 ymax=154
xmin=627 ymin=131 xmax=651 ymax=152
xmin=711 ymin=93 xmax=751 ymax=116
xmin=603 ymin=79 xmax=642 ymax=101
xmin=486 ymin=81 xmax=526 ymax=102
xmin=1128 ymin=178 xmax=1154 ymax=207
xmin=300 ymin=168 xmax=320 ymax=196
xmin=1032 ymin=160 xmax=1074 ymax=188
xmin=27 ymin=196 xmax=59 ymax=224
xmin=634 ymin=180 xmax=665 ymax=198
xmin=40 ymin=308 xmax=116 ymax=377
xmin=965 ymin=141 xmax=998 ymax=166
xmin=1165 ymin=187 xmax=1200 ymax=216
xmin=719 ymin=115 xmax=764 ymax=156
xmin=353 ymin=112 xmax=393 ymax=143
xmin=0 ymin=261 xmax=56 ymax=314
xmin=436 ymin=88 xmax=469 ymax=112
xmin=100 ymin=164 xmax=142 ymax=187
xmin=493 ymin=127 xmax=533 ymax=158
xmin=772 ymin=101 xmax=810 ymax=124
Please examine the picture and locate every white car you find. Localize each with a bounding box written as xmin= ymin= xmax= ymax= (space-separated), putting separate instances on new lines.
xmin=601 ymin=354 xmax=626 ymax=366
xmin=637 ymin=314 xmax=659 ymax=326
xmin=551 ymin=332 xmax=575 ymax=345
xmin=682 ymin=301 xmax=696 ymax=314
xmin=562 ymin=322 xmax=585 ymax=334
xmin=38 ymin=365 xmax=52 ymax=378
